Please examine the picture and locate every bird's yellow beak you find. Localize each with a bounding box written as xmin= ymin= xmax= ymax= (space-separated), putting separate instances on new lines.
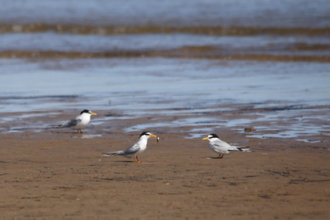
xmin=91 ymin=112 xmax=97 ymax=116
xmin=202 ymin=137 xmax=209 ymax=140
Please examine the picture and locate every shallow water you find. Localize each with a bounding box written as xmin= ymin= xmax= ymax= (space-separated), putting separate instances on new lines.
xmin=0 ymin=58 xmax=329 ymax=141
xmin=1 ymin=33 xmax=330 ymax=58
xmin=0 ymin=0 xmax=330 ymax=61
xmin=0 ymin=0 xmax=329 ymax=142
xmin=1 ymin=0 xmax=329 ymax=27
xmin=1 ymin=58 xmax=329 ymax=112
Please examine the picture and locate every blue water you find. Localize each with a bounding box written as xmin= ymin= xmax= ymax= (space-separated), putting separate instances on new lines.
xmin=0 ymin=0 xmax=329 ymax=141
xmin=0 ymin=58 xmax=329 ymax=113
xmin=0 ymin=0 xmax=329 ymax=27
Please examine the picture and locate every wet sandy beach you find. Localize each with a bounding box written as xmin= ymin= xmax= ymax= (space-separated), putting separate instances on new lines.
xmin=0 ymin=110 xmax=329 ymax=219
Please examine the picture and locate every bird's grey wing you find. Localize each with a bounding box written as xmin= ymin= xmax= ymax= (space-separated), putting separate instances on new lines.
xmin=63 ymin=118 xmax=81 ymax=127
xmin=212 ymin=140 xmax=232 ymax=151
xmin=213 ymin=140 xmax=226 ymax=148
xmin=104 ymin=143 xmax=140 ymax=157
xmin=216 ymin=140 xmax=240 ymax=151
xmin=123 ymin=143 xmax=140 ymax=155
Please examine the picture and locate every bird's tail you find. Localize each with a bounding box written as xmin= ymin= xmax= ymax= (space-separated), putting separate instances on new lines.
xmin=103 ymin=151 xmax=125 ymax=156
xmin=237 ymin=147 xmax=252 ymax=152
xmin=47 ymin=124 xmax=65 ymax=129
xmin=44 ymin=124 xmax=62 ymax=130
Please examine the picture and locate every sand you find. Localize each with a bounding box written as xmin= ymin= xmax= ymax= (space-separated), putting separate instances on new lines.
xmin=0 ymin=111 xmax=329 ymax=220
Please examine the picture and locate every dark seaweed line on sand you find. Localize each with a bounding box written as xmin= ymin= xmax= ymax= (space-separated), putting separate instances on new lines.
xmin=1 ymin=24 xmax=330 ymax=36
xmin=2 ymin=50 xmax=330 ymax=63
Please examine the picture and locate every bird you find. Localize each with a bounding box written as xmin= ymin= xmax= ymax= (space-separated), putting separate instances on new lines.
xmin=202 ymin=134 xmax=251 ymax=159
xmin=53 ymin=109 xmax=97 ymax=134
xmin=103 ymin=131 xmax=158 ymax=163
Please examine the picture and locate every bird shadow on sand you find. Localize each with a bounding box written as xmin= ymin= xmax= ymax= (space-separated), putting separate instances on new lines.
xmin=206 ymin=156 xmax=227 ymax=160
xmin=112 ymin=160 xmax=136 ymax=163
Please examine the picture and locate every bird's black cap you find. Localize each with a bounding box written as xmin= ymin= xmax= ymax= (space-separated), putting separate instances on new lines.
xmin=139 ymin=131 xmax=151 ymax=138
xmin=80 ymin=109 xmax=91 ymax=114
xmin=209 ymin=134 xmax=219 ymax=139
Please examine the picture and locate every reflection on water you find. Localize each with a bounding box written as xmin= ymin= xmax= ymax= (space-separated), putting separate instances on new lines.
xmin=124 ymin=107 xmax=330 ymax=140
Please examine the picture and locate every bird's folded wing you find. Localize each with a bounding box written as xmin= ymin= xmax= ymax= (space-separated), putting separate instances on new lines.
xmin=215 ymin=140 xmax=232 ymax=148
xmin=123 ymin=145 xmax=140 ymax=155
xmin=213 ymin=143 xmax=226 ymax=149
xmin=64 ymin=118 xmax=81 ymax=127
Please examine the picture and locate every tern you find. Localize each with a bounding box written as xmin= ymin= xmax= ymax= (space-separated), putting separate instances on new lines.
xmin=104 ymin=131 xmax=158 ymax=163
xmin=54 ymin=109 xmax=97 ymax=134
xmin=203 ymin=134 xmax=251 ymax=158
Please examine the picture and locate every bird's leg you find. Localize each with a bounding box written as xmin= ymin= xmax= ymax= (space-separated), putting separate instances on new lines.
xmin=78 ymin=129 xmax=83 ymax=134
xmin=134 ymin=156 xmax=141 ymax=164
xmin=218 ymin=154 xmax=224 ymax=159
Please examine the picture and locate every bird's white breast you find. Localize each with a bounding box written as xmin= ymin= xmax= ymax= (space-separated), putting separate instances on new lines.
xmin=75 ymin=114 xmax=91 ymax=129
xmin=138 ymin=138 xmax=148 ymax=151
